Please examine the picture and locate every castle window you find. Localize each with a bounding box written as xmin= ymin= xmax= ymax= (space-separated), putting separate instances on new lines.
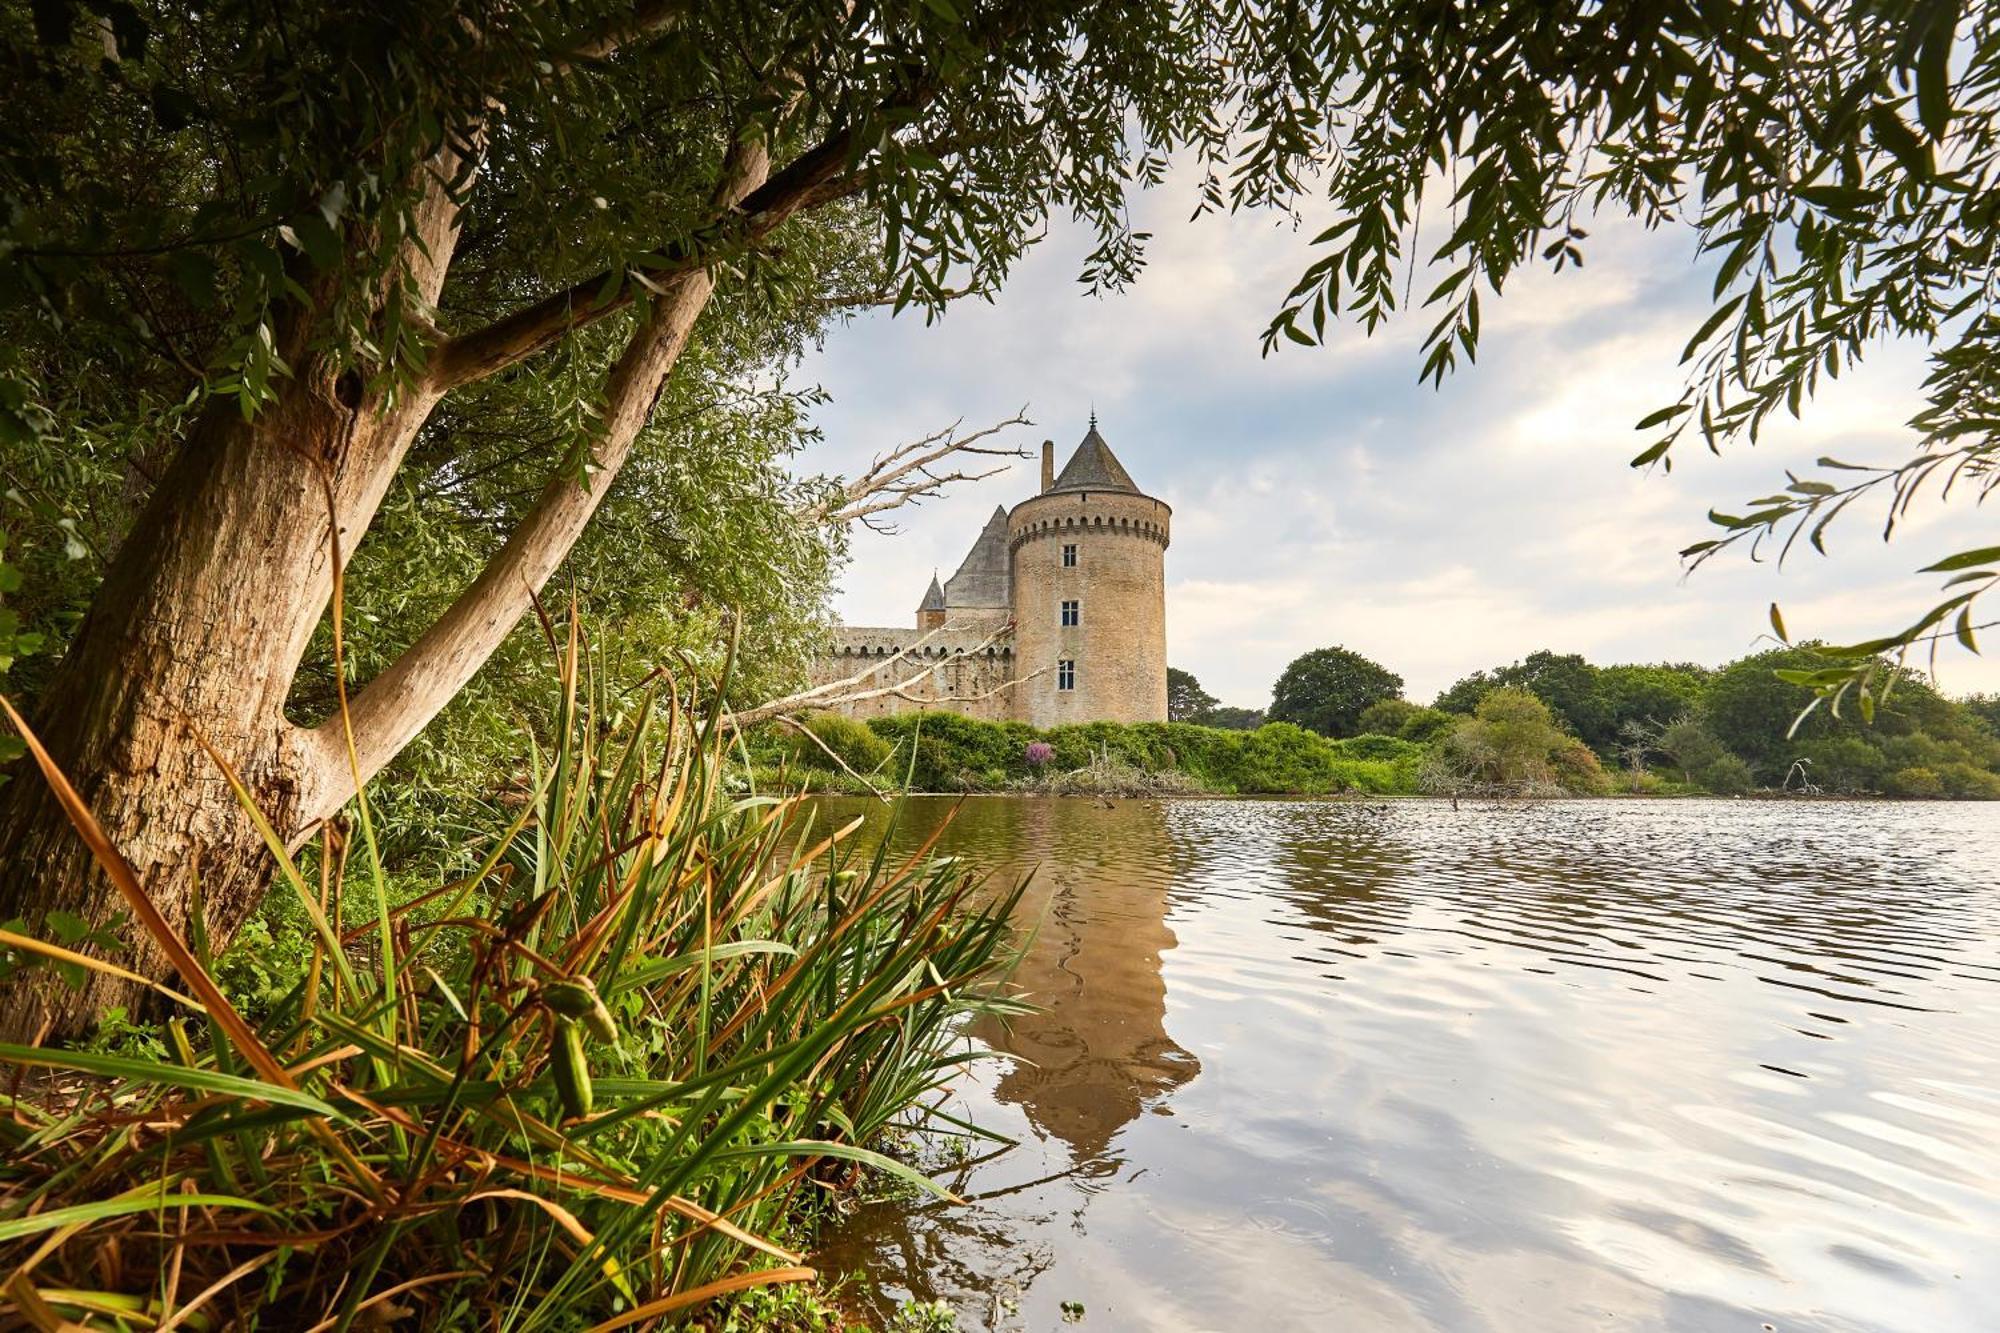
xmin=1061 ymin=599 xmax=1079 ymax=627
xmin=1057 ymin=659 xmax=1076 ymax=691
xmin=1062 ymin=543 xmax=1077 ymax=567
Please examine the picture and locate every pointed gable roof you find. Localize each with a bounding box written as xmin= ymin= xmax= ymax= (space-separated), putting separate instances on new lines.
xmin=1049 ymin=423 xmax=1139 ymax=494
xmin=918 ymin=572 xmax=946 ymax=612
xmin=942 ymin=505 xmax=1011 ymax=607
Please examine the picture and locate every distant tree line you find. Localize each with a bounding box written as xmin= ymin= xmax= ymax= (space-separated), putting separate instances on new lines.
xmin=1169 ymin=644 xmax=2000 ymax=799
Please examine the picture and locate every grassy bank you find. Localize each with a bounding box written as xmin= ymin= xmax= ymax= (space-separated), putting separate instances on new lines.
xmin=752 ymin=712 xmax=1428 ymax=797
xmin=0 ymin=648 xmax=1023 ymax=1329
xmin=749 ymin=685 xmax=2000 ymax=800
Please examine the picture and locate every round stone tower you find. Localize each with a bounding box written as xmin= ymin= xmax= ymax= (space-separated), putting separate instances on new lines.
xmin=1009 ymin=419 xmax=1170 ymax=727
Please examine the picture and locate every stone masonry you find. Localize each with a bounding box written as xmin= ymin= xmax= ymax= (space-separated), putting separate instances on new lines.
xmin=808 ymin=420 xmax=1171 ymax=724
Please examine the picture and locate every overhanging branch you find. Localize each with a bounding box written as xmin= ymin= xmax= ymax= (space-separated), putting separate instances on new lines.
xmin=798 ymin=411 xmax=1031 ymax=532
xmin=730 ymin=619 xmax=1026 ymax=728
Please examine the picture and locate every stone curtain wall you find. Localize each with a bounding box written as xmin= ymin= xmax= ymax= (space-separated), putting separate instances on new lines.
xmin=808 ymin=629 xmax=1018 ymax=722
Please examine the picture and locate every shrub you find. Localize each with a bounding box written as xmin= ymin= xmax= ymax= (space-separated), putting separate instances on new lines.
xmin=1936 ymin=761 xmax=2000 ymax=799
xmin=789 ymin=710 xmax=893 ymax=774
xmin=1660 ymin=715 xmax=1733 ymax=784
xmin=1397 ymin=706 xmax=1457 ymax=743
xmin=1792 ymin=735 xmax=1889 ymax=794
xmin=1419 ymin=688 xmax=1604 ymax=795
xmin=1694 ymin=753 xmax=1756 ymax=795
xmin=1334 ymin=733 xmax=1423 ymax=763
xmin=1234 ymin=721 xmax=1349 ymax=794
xmin=1551 ymin=736 xmax=1613 ymax=794
xmin=867 ymin=712 xmax=1036 ymax=789
xmin=1886 ymin=765 xmax=1945 ymax=798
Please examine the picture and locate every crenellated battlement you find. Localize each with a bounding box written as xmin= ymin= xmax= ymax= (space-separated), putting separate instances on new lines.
xmin=1007 ymin=508 xmax=1172 ymax=553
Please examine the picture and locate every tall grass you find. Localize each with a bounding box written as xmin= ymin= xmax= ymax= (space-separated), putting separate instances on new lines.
xmin=0 ymin=623 xmax=1024 ymax=1329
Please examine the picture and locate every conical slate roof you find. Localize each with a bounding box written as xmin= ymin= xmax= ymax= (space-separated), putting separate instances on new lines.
xmin=918 ymin=573 xmax=946 ymax=612
xmin=942 ymin=505 xmax=1011 ymax=607
xmin=1049 ymin=423 xmax=1139 ymax=494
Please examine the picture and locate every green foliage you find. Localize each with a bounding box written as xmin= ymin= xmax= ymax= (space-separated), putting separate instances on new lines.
xmin=783 ymin=712 xmax=895 ymax=777
xmin=1355 ymin=698 xmax=1419 ymax=736
xmin=1335 ymin=733 xmax=1424 ymax=763
xmin=1658 ymin=716 xmax=1733 ymax=785
xmin=1396 ymin=707 xmax=1458 ymax=744
xmin=1240 ymin=0 xmax=2000 ymax=707
xmin=1421 ymin=688 xmax=1608 ymax=796
xmin=1695 ymin=753 xmax=1756 ymax=796
xmin=1436 ymin=651 xmax=1707 ymax=751
xmin=1203 ymin=705 xmax=1267 ymax=731
xmin=867 ymin=712 xmax=1039 ymax=791
xmin=1965 ymin=694 xmax=2000 ymax=734
xmin=1231 ymin=721 xmax=1348 ymax=794
xmin=768 ymin=713 xmax=1424 ymax=796
xmin=777 ymin=637 xmax=2000 ymax=799
xmin=1268 ymin=646 xmax=1404 ymax=738
xmin=1427 ymin=643 xmax=1998 ymax=797
xmin=1167 ymin=667 xmax=1221 ymax=723
xmin=0 ymin=649 xmax=1025 ymax=1326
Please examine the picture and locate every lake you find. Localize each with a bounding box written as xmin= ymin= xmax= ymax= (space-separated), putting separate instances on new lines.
xmin=805 ymin=796 xmax=2000 ymax=1332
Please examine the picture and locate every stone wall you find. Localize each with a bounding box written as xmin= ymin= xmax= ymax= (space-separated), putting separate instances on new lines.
xmin=807 ymin=626 xmax=1017 ymax=723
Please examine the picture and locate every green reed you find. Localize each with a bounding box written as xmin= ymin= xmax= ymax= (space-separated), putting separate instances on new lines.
xmin=0 ymin=622 xmax=1025 ymax=1330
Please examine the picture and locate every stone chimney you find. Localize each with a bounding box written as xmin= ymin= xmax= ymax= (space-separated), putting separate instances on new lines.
xmin=1041 ymin=439 xmax=1055 ymax=493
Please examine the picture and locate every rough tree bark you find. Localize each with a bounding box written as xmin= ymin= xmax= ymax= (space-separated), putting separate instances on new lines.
xmin=0 ymin=60 xmax=910 ymax=1040
xmin=0 ymin=167 xmax=465 ymax=1042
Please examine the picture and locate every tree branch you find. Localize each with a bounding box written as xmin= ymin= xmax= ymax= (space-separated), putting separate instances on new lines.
xmin=729 ymin=619 xmax=1030 ymax=728
xmin=304 ymin=132 xmax=784 ymax=821
xmin=797 ymin=412 xmax=1031 ymax=531
xmin=429 ymin=128 xmax=864 ymax=392
xmin=559 ymin=0 xmax=691 ymax=65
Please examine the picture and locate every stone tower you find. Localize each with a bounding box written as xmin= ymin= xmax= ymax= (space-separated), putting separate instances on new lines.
xmin=1008 ymin=419 xmax=1171 ymax=726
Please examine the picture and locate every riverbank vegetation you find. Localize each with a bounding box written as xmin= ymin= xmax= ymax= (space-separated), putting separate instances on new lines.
xmin=763 ymin=643 xmax=2000 ymax=800
xmin=0 ymin=646 xmax=1025 ymax=1327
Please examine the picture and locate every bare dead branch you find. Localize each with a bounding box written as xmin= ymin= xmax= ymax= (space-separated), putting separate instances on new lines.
xmin=729 ymin=619 xmax=1035 ymax=728
xmin=799 ymin=412 xmax=1032 ymax=531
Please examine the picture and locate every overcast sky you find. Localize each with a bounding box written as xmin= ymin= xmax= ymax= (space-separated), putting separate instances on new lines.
xmin=791 ymin=182 xmax=1998 ymax=711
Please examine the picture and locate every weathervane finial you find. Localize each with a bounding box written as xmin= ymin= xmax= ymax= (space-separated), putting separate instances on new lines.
xmin=1088 ymin=405 xmax=1097 ymax=431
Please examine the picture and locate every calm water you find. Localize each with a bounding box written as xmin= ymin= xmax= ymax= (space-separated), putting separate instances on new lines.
xmin=807 ymin=797 xmax=2000 ymax=1332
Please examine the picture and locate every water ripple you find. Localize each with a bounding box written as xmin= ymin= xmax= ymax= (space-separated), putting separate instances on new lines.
xmin=811 ymin=797 xmax=2000 ymax=1332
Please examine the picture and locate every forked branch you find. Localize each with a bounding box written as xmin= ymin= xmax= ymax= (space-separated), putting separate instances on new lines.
xmin=800 ymin=413 xmax=1031 ymax=533
xmin=731 ymin=619 xmax=1029 ymax=728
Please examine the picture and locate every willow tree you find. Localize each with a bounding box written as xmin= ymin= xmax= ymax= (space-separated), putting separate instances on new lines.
xmin=0 ymin=0 xmax=1329 ymax=1035
xmin=6 ymin=0 xmax=1999 ymax=1036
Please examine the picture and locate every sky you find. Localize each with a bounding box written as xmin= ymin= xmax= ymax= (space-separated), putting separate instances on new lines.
xmin=790 ymin=180 xmax=1999 ymax=711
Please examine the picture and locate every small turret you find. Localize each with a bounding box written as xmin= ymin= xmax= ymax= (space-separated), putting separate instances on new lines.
xmin=916 ymin=572 xmax=947 ymax=630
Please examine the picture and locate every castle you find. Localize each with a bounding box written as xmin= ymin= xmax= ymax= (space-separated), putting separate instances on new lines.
xmin=810 ymin=420 xmax=1171 ymax=726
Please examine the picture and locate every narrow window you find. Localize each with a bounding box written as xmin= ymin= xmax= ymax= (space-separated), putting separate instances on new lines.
xmin=1057 ymin=659 xmax=1076 ymax=691
xmin=1061 ymin=599 xmax=1079 ymax=627
xmin=1062 ymin=543 xmax=1077 ymax=567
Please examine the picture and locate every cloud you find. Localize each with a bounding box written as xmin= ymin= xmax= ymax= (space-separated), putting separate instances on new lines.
xmin=793 ymin=180 xmax=1999 ymax=707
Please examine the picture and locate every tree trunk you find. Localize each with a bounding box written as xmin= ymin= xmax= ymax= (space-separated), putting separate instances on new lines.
xmin=0 ymin=357 xmax=440 ymax=1042
xmin=0 ymin=127 xmax=804 ymax=1041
